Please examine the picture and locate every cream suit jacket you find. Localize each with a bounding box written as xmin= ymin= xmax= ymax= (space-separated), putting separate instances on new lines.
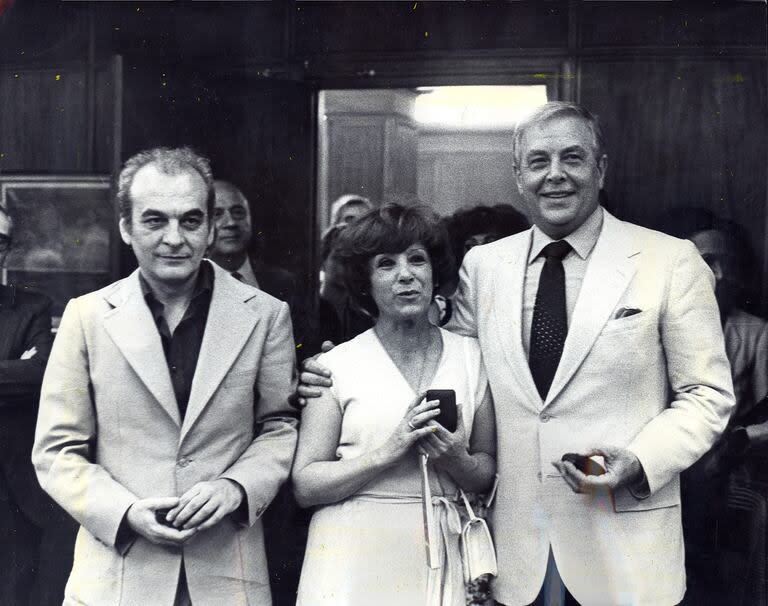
xmin=33 ymin=262 xmax=298 ymax=606
xmin=450 ymin=209 xmax=735 ymax=606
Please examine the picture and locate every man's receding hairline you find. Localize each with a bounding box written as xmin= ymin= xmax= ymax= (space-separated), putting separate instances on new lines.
xmin=129 ymin=161 xmax=209 ymax=198
xmin=519 ymin=114 xmax=601 ymax=157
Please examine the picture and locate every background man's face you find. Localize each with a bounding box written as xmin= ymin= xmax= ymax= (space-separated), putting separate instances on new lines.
xmin=212 ymin=184 xmax=252 ymax=256
xmin=515 ymin=115 xmax=607 ymax=239
xmin=0 ymin=212 xmax=11 ymax=268
xmin=119 ymin=163 xmax=213 ymax=288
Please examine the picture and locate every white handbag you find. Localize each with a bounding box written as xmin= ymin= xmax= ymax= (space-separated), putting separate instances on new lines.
xmin=459 ymin=484 xmax=498 ymax=582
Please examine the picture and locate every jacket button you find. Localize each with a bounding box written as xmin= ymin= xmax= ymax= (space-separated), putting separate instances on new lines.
xmin=539 ymin=413 xmax=551 ymax=423
xmin=177 ymin=458 xmax=190 ymax=468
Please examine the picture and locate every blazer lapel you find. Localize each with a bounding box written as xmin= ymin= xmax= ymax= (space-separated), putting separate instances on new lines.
xmin=103 ymin=271 xmax=181 ymax=426
xmin=545 ymin=212 xmax=639 ymax=405
xmin=181 ymin=264 xmax=261 ymax=439
xmin=491 ymin=230 xmax=543 ymax=409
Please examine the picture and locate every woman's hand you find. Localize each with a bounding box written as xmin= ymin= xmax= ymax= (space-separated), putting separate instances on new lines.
xmin=376 ymin=393 xmax=440 ymax=467
xmin=418 ymin=403 xmax=469 ymax=466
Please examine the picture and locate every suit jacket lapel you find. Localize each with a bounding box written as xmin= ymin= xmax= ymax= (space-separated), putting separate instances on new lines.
xmin=181 ymin=264 xmax=261 ymax=439
xmin=545 ymin=211 xmax=639 ymax=405
xmin=103 ymin=271 xmax=181 ymax=426
xmin=492 ymin=230 xmax=543 ymax=409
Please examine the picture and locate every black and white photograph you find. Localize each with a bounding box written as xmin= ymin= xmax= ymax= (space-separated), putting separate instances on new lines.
xmin=0 ymin=2 xmax=766 ymax=605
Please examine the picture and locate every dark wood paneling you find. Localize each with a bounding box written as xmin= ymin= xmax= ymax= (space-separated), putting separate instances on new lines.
xmin=580 ymin=56 xmax=768 ymax=305
xmin=93 ymin=3 xmax=284 ymax=62
xmin=294 ymin=2 xmax=570 ymax=55
xmin=0 ymin=0 xmax=89 ymax=64
xmin=579 ymin=2 xmax=767 ymax=49
xmin=0 ymin=67 xmax=89 ymax=171
xmin=94 ymin=64 xmax=117 ymax=174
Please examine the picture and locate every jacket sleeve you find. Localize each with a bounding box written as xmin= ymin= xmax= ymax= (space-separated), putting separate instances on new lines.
xmin=220 ymin=301 xmax=298 ymax=526
xmin=0 ymin=295 xmax=53 ymax=401
xmin=32 ymin=298 xmax=138 ymax=548
xmin=627 ymin=240 xmax=736 ymax=494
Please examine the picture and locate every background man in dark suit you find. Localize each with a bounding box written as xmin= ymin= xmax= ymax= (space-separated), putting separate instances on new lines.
xmin=209 ymin=179 xmax=308 ymax=605
xmin=0 ymin=205 xmax=75 ymax=606
xmin=209 ymin=179 xmax=297 ymax=304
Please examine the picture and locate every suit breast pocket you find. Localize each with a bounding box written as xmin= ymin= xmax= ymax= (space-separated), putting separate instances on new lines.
xmin=600 ymin=310 xmax=654 ymax=336
xmin=223 ymin=370 xmax=255 ymax=389
xmin=586 ymin=312 xmax=662 ymax=378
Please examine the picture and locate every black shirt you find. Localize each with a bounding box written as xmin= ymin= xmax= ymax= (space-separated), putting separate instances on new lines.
xmin=139 ymin=262 xmax=213 ymax=420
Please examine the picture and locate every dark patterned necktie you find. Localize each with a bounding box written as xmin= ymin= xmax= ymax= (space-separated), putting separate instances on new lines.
xmin=529 ymin=240 xmax=572 ymax=399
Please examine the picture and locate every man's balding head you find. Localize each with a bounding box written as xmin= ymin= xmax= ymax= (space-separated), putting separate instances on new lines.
xmin=117 ymin=147 xmax=215 ymax=225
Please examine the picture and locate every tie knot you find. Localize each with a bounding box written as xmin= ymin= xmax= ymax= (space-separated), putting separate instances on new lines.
xmin=541 ymin=240 xmax=571 ymax=260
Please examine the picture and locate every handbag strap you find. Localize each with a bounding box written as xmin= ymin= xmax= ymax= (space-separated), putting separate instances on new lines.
xmin=420 ymin=453 xmax=440 ymax=568
xmin=460 ymin=472 xmax=500 ymax=521
xmin=460 ymin=489 xmax=479 ymax=521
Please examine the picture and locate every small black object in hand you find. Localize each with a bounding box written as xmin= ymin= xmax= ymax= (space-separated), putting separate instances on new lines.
xmin=561 ymin=453 xmax=607 ymax=476
xmin=154 ymin=508 xmax=175 ymax=527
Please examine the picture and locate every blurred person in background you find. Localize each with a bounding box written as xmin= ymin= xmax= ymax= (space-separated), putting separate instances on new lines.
xmin=659 ymin=206 xmax=768 ymax=606
xmin=434 ymin=204 xmax=528 ymax=325
xmin=210 ymin=180 xmax=298 ymax=305
xmin=0 ymin=205 xmax=75 ymax=606
xmin=327 ymin=194 xmax=372 ymax=229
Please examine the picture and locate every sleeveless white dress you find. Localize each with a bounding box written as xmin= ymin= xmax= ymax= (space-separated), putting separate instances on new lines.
xmin=296 ymin=328 xmax=489 ymax=606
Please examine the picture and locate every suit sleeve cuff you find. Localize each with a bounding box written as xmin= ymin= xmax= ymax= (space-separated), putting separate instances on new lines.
xmin=114 ymin=507 xmax=138 ymax=555
xmin=223 ymin=478 xmax=249 ymax=525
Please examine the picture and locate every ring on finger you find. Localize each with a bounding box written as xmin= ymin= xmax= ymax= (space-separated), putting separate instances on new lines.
xmin=408 ymin=419 xmax=417 ymax=430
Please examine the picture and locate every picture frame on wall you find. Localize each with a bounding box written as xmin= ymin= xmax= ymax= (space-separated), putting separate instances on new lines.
xmin=0 ymin=175 xmax=116 ymax=324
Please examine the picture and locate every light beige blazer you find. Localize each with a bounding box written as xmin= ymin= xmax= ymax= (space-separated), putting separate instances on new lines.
xmin=33 ymin=262 xmax=298 ymax=606
xmin=450 ymin=209 xmax=735 ymax=606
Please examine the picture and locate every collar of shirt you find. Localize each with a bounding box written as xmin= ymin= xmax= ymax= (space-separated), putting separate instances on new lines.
xmin=235 ymin=256 xmax=260 ymax=289
xmin=139 ymin=261 xmax=214 ymax=328
xmin=528 ymin=205 xmax=605 ymax=265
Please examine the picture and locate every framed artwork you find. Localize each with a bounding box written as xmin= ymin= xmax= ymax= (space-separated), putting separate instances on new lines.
xmin=0 ymin=175 xmax=116 ymax=321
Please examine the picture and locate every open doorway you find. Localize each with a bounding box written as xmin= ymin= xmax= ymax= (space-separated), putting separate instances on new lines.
xmin=316 ymin=85 xmax=548 ymax=231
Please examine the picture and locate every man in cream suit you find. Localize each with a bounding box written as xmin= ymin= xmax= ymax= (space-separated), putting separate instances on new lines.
xmin=450 ymin=102 xmax=734 ymax=605
xmin=33 ymin=147 xmax=298 ymax=605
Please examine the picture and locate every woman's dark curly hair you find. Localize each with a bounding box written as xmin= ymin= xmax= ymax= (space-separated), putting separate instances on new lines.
xmin=333 ymin=203 xmax=455 ymax=318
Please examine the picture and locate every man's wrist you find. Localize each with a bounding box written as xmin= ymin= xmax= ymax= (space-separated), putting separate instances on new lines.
xmin=220 ymin=478 xmax=248 ymax=522
xmin=220 ymin=478 xmax=245 ymax=507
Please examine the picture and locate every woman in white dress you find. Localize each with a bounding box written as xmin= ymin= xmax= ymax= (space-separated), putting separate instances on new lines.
xmin=293 ymin=204 xmax=497 ymax=606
